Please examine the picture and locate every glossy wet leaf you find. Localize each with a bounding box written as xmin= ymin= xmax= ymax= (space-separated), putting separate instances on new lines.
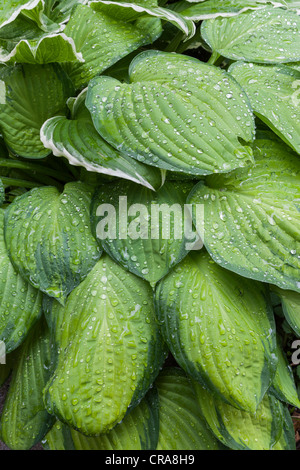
xmin=192 ymin=381 xmax=284 ymax=450
xmin=41 ymin=89 xmax=164 ymax=191
xmin=155 ymin=368 xmax=220 ymax=450
xmin=43 ymin=386 xmax=159 ymax=450
xmin=0 ymin=318 xmax=55 ymax=450
xmin=0 ymin=0 xmax=45 ymax=32
xmin=230 ymin=63 xmax=300 ymax=154
xmin=0 ymin=209 xmax=43 ymax=353
xmin=0 ymin=63 xmax=74 ymax=158
xmin=155 ymin=251 xmax=277 ymax=413
xmin=270 ymin=338 xmax=300 ymax=408
xmin=62 ymin=3 xmax=162 ymax=90
xmin=202 ymin=6 xmax=300 ymax=63
xmin=271 ymin=286 xmax=300 ymax=337
xmin=86 ymin=50 xmax=255 ymax=176
xmin=188 ymin=135 xmax=300 ymax=293
xmin=272 ymin=405 xmax=296 ymax=450
xmin=90 ymin=179 xmax=195 ymax=286
xmin=4 ymin=182 xmax=101 ymax=304
xmin=44 ymin=254 xmax=167 ymax=436
xmin=89 ymin=1 xmax=195 ymax=39
xmin=0 ymin=32 xmax=83 ymax=64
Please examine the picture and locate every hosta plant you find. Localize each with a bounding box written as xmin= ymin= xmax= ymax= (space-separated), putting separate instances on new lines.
xmin=0 ymin=0 xmax=300 ymax=452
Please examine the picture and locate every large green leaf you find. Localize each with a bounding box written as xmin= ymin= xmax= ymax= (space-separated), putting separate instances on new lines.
xmin=0 ymin=317 xmax=54 ymax=450
xmin=0 ymin=209 xmax=43 ymax=353
xmin=62 ymin=3 xmax=162 ymax=90
xmin=40 ymin=89 xmax=164 ymax=191
xmin=0 ymin=32 xmax=83 ymax=64
xmin=43 ymin=386 xmax=159 ymax=450
xmin=181 ymin=0 xmax=280 ymax=21
xmin=155 ymin=251 xmax=277 ymax=413
xmin=229 ymin=62 xmax=300 ymax=154
xmin=86 ymin=50 xmax=255 ymax=176
xmin=270 ymin=338 xmax=300 ymax=408
xmin=0 ymin=0 xmax=45 ymax=31
xmin=4 ymin=182 xmax=101 ymax=304
xmin=192 ymin=380 xmax=284 ymax=450
xmin=201 ymin=6 xmax=300 ymax=63
xmin=188 ymin=134 xmax=300 ymax=293
xmin=0 ymin=63 xmax=74 ymax=158
xmin=90 ymin=179 xmax=195 ymax=286
xmin=89 ymin=1 xmax=196 ymax=39
xmin=155 ymin=368 xmax=220 ymax=450
xmin=44 ymin=254 xmax=167 ymax=436
xmin=271 ymin=286 xmax=300 ymax=337
xmin=272 ymin=405 xmax=296 ymax=450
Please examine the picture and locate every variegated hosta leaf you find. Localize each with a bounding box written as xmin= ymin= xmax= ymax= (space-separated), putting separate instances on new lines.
xmin=4 ymin=182 xmax=101 ymax=304
xmin=0 ymin=63 xmax=74 ymax=158
xmin=201 ymin=6 xmax=300 ymax=64
xmin=0 ymin=0 xmax=45 ymax=32
xmin=43 ymin=386 xmax=159 ymax=450
xmin=44 ymin=254 xmax=167 ymax=436
xmin=188 ymin=135 xmax=300 ymax=293
xmin=90 ymin=179 xmax=195 ymax=286
xmin=40 ymin=89 xmax=164 ymax=191
xmin=0 ymin=209 xmax=43 ymax=353
xmin=192 ymin=380 xmax=284 ymax=450
xmin=89 ymin=0 xmax=196 ymax=39
xmin=155 ymin=251 xmax=277 ymax=413
xmin=272 ymin=405 xmax=296 ymax=450
xmin=86 ymin=50 xmax=255 ymax=176
xmin=0 ymin=318 xmax=54 ymax=450
xmin=270 ymin=338 xmax=300 ymax=408
xmin=229 ymin=63 xmax=300 ymax=154
xmin=0 ymin=32 xmax=83 ymax=64
xmin=155 ymin=368 xmax=220 ymax=450
xmin=62 ymin=3 xmax=162 ymax=90
xmin=271 ymin=286 xmax=300 ymax=336
xmin=181 ymin=0 xmax=280 ymax=21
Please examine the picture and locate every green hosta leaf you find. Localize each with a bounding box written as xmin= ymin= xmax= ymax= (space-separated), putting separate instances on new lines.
xmin=40 ymin=89 xmax=164 ymax=191
xmin=155 ymin=251 xmax=277 ymax=413
xmin=229 ymin=63 xmax=300 ymax=154
xmin=155 ymin=368 xmax=220 ymax=450
xmin=0 ymin=63 xmax=74 ymax=158
xmin=192 ymin=381 xmax=284 ymax=450
xmin=270 ymin=338 xmax=300 ymax=408
xmin=181 ymin=0 xmax=279 ymax=21
xmin=86 ymin=50 xmax=255 ymax=176
xmin=271 ymin=286 xmax=300 ymax=337
xmin=0 ymin=210 xmax=43 ymax=353
xmin=4 ymin=182 xmax=101 ymax=304
xmin=272 ymin=405 xmax=296 ymax=450
xmin=90 ymin=179 xmax=195 ymax=286
xmin=62 ymin=4 xmax=162 ymax=90
xmin=0 ymin=32 xmax=83 ymax=64
xmin=0 ymin=0 xmax=45 ymax=31
xmin=43 ymin=386 xmax=159 ymax=450
xmin=0 ymin=318 xmax=54 ymax=450
xmin=188 ymin=135 xmax=300 ymax=293
xmin=89 ymin=1 xmax=195 ymax=39
xmin=201 ymin=6 xmax=300 ymax=63
xmin=44 ymin=254 xmax=167 ymax=436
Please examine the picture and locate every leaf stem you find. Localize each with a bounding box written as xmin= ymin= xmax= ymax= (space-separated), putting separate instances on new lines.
xmin=1 ymin=177 xmax=44 ymax=189
xmin=0 ymin=159 xmax=72 ymax=182
xmin=207 ymin=51 xmax=221 ymax=65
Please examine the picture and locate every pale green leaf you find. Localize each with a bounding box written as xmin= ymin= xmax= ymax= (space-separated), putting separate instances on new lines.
xmin=40 ymin=89 xmax=164 ymax=191
xmin=229 ymin=62 xmax=300 ymax=154
xmin=155 ymin=251 xmax=277 ymax=413
xmin=155 ymin=368 xmax=221 ymax=450
xmin=188 ymin=135 xmax=300 ymax=293
xmin=4 ymin=182 xmax=101 ymax=304
xmin=86 ymin=50 xmax=255 ymax=176
xmin=90 ymin=179 xmax=195 ymax=286
xmin=44 ymin=254 xmax=167 ymax=436
xmin=202 ymin=6 xmax=300 ymax=63
xmin=192 ymin=380 xmax=284 ymax=450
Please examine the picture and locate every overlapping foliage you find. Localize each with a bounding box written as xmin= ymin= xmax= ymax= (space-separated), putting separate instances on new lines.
xmin=0 ymin=0 xmax=299 ymax=451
